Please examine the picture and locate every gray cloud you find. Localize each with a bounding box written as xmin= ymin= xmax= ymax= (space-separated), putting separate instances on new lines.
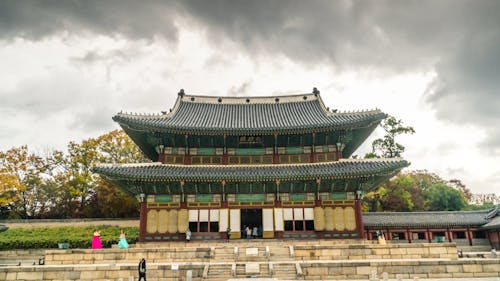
xmin=0 ymin=0 xmax=179 ymax=41
xmin=2 ymin=0 xmax=500 ymax=154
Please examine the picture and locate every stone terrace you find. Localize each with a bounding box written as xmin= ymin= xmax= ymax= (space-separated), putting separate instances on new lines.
xmin=1 ymin=239 xmax=499 ymax=281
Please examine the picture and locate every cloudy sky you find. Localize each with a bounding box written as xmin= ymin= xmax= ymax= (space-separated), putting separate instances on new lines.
xmin=1 ymin=0 xmax=499 ymax=194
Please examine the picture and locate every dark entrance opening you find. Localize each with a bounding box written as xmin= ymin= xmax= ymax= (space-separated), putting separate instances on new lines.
xmin=240 ymin=209 xmax=262 ymax=238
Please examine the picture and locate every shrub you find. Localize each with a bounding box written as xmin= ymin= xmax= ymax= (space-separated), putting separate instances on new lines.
xmin=0 ymin=226 xmax=139 ymax=250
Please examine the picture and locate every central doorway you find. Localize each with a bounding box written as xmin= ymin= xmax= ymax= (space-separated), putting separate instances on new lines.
xmin=240 ymin=209 xmax=262 ymax=238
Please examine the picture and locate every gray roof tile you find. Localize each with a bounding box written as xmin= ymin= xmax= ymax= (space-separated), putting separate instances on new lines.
xmin=113 ymin=93 xmax=386 ymax=134
xmin=363 ymin=209 xmax=496 ymax=228
xmin=94 ymin=158 xmax=409 ymax=182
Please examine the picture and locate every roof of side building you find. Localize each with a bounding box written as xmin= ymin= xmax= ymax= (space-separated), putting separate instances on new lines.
xmin=363 ymin=209 xmax=498 ymax=228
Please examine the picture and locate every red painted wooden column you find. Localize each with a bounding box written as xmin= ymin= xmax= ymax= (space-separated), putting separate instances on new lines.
xmin=184 ymin=134 xmax=191 ymax=165
xmin=222 ymin=134 xmax=228 ymax=165
xmin=310 ymin=133 xmax=316 ymax=163
xmin=467 ymin=226 xmax=473 ymax=246
xmin=355 ymin=193 xmax=364 ymax=239
xmin=138 ymin=195 xmax=147 ymax=242
xmin=273 ymin=134 xmax=279 ymax=164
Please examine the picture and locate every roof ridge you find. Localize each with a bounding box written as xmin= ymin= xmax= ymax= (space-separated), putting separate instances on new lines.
xmin=366 ymin=209 xmax=491 ymax=215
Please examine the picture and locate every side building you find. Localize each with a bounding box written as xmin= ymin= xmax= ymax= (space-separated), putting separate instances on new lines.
xmin=94 ymin=89 xmax=409 ymax=242
xmin=364 ymin=208 xmax=500 ymax=249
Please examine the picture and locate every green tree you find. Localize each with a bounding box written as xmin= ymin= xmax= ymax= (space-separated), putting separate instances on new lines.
xmin=423 ymin=183 xmax=467 ymax=211
xmin=365 ymin=116 xmax=415 ymax=158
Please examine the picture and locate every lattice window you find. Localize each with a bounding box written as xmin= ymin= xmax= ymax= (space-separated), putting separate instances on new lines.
xmin=319 ymin=192 xmax=329 ymax=200
xmin=279 ymin=193 xmax=290 ymax=202
xmin=227 ymin=194 xmax=236 ymax=202
xmin=306 ymin=193 xmax=316 ymax=201
xmin=187 ymin=194 xmax=196 ymax=203
xmin=212 ymin=194 xmax=221 ymax=203
xmin=266 ymin=193 xmax=275 ymax=202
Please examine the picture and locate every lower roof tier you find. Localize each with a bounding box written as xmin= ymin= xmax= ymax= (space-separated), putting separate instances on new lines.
xmin=94 ymin=158 xmax=409 ymax=184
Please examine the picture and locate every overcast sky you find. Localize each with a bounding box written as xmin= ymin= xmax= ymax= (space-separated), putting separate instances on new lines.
xmin=0 ymin=0 xmax=499 ymax=194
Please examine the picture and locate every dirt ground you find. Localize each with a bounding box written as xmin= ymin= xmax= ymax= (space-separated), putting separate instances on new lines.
xmin=2 ymin=219 xmax=139 ymax=229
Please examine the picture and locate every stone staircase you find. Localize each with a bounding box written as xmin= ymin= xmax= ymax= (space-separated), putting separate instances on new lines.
xmin=272 ymin=263 xmax=298 ymax=279
xmin=206 ymin=263 xmax=232 ymax=280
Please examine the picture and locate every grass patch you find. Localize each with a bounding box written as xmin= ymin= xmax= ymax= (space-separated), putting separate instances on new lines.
xmin=0 ymin=225 xmax=139 ymax=250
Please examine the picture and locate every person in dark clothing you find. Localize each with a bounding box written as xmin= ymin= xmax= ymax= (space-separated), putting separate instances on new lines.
xmin=138 ymin=258 xmax=146 ymax=281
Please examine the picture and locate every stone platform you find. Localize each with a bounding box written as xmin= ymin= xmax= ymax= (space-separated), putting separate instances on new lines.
xmin=0 ymin=240 xmax=499 ymax=280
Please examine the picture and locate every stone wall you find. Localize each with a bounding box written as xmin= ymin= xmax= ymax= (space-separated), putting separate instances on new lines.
xmin=300 ymin=259 xmax=500 ymax=280
xmin=294 ymin=242 xmax=458 ymax=260
xmin=45 ymin=247 xmax=212 ymax=265
xmin=0 ymin=264 xmax=204 ymax=281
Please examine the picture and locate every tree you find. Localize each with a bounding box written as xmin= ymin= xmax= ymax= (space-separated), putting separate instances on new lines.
xmin=53 ymin=130 xmax=147 ymax=218
xmin=423 ymin=183 xmax=467 ymax=211
xmin=0 ymin=146 xmax=54 ymax=218
xmin=365 ymin=116 xmax=415 ymax=158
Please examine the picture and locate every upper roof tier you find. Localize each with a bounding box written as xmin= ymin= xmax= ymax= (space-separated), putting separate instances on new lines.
xmin=113 ymin=90 xmax=387 ymax=135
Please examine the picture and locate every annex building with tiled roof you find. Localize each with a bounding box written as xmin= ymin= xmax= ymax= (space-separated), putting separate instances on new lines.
xmin=94 ymin=88 xmax=410 ymax=242
xmin=363 ymin=207 xmax=500 ymax=249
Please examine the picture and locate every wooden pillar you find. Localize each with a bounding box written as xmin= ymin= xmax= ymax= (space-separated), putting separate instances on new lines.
xmin=221 ymin=180 xmax=227 ymax=208
xmin=310 ymin=133 xmax=316 ymax=163
xmin=336 ymin=142 xmax=342 ymax=160
xmin=273 ymin=134 xmax=279 ymax=164
xmin=222 ymin=134 xmax=228 ymax=165
xmin=448 ymin=228 xmax=453 ymax=243
xmin=355 ymin=192 xmax=364 ymax=239
xmin=426 ymin=228 xmax=432 ymax=243
xmin=407 ymin=228 xmax=412 ymax=243
xmin=275 ymin=179 xmax=281 ymax=207
xmin=139 ymin=197 xmax=147 ymax=242
xmin=184 ymin=134 xmax=191 ymax=165
xmin=467 ymin=226 xmax=473 ymax=246
xmin=180 ymin=180 xmax=186 ymax=208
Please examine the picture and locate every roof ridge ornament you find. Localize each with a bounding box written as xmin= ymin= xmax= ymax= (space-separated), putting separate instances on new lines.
xmin=178 ymin=89 xmax=185 ymax=97
xmin=312 ymin=87 xmax=320 ymax=96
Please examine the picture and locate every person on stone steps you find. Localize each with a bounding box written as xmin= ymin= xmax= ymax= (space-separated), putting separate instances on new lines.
xmin=138 ymin=258 xmax=146 ymax=281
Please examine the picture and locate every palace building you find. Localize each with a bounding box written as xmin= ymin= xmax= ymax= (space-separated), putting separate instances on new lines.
xmin=94 ymin=89 xmax=409 ymax=242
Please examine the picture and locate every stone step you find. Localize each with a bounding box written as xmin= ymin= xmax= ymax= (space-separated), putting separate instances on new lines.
xmin=273 ymin=263 xmax=297 ymax=279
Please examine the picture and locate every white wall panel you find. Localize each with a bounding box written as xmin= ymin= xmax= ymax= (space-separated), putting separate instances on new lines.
xmin=219 ymin=209 xmax=228 ymax=231
xmin=263 ymin=208 xmax=274 ymax=231
xmin=189 ymin=209 xmax=198 ymax=222
xmin=304 ymin=208 xmax=314 ymax=220
xmin=229 ymin=209 xmax=241 ymax=232
xmin=199 ymin=209 xmax=209 ymax=222
xmin=293 ymin=208 xmax=303 ymax=220
xmin=274 ymin=208 xmax=284 ymax=231
xmin=210 ymin=209 xmax=219 ymax=222
xmin=283 ymin=208 xmax=293 ymax=220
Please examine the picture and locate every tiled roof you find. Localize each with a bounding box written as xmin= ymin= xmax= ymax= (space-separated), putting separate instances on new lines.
xmin=482 ymin=216 xmax=500 ymax=229
xmin=113 ymin=93 xmax=386 ymax=134
xmin=481 ymin=207 xmax=500 ymax=229
xmin=363 ymin=209 xmax=495 ymax=228
xmin=93 ymin=158 xmax=409 ymax=182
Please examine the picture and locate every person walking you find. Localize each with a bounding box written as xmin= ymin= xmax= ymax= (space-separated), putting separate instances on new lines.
xmin=138 ymin=258 xmax=146 ymax=281
xmin=186 ymin=229 xmax=192 ymax=243
xmin=226 ymin=227 xmax=231 ymax=242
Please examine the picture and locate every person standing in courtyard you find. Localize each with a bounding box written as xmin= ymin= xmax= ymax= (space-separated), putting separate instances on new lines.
xmin=186 ymin=228 xmax=192 ymax=243
xmin=226 ymin=227 xmax=231 ymax=242
xmin=138 ymin=258 xmax=146 ymax=281
xmin=91 ymin=229 xmax=102 ymax=249
xmin=118 ymin=230 xmax=129 ymax=249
